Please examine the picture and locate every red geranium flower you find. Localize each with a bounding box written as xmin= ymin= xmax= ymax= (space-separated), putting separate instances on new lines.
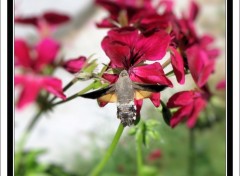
xmin=15 ymin=11 xmax=70 ymax=37
xmin=15 ymin=38 xmax=66 ymax=109
xmin=100 ymin=27 xmax=172 ymax=112
xmin=95 ymin=0 xmax=155 ymax=28
xmin=167 ymin=90 xmax=208 ymax=128
xmin=62 ymin=56 xmax=87 ymax=73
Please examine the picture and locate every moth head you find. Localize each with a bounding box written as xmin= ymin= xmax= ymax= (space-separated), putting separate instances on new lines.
xmin=119 ymin=70 xmax=129 ymax=77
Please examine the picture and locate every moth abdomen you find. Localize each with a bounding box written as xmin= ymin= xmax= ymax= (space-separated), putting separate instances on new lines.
xmin=117 ymin=103 xmax=136 ymax=127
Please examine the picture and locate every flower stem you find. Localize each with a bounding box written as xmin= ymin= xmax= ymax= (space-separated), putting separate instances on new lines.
xmin=162 ymin=58 xmax=171 ymax=69
xmin=90 ymin=123 xmax=124 ymax=176
xmin=136 ymin=136 xmax=143 ymax=176
xmin=51 ymin=81 xmax=95 ymax=107
xmin=188 ymin=128 xmax=195 ymax=176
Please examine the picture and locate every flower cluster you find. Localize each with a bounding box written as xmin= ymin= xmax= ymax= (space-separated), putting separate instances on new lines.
xmin=14 ymin=11 xmax=88 ymax=109
xmin=95 ymin=0 xmax=222 ymax=128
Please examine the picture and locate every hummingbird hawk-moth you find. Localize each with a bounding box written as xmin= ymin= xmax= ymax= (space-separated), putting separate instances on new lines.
xmin=79 ymin=70 xmax=167 ymax=127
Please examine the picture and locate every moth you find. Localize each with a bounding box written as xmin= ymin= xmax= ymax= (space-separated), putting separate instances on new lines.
xmin=79 ymin=70 xmax=167 ymax=127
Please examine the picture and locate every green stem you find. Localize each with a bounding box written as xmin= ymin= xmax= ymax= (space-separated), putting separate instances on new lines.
xmin=15 ymin=110 xmax=42 ymax=173
xmin=51 ymin=81 xmax=95 ymax=107
xmin=136 ymin=137 xmax=143 ymax=176
xmin=90 ymin=123 xmax=124 ymax=176
xmin=188 ymin=128 xmax=195 ymax=176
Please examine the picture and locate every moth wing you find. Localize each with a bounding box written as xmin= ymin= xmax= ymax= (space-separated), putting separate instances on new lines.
xmin=98 ymin=93 xmax=117 ymax=103
xmin=79 ymin=84 xmax=115 ymax=99
xmin=134 ymin=90 xmax=152 ymax=100
xmin=133 ymin=82 xmax=167 ymax=92
xmin=133 ymin=82 xmax=167 ymax=100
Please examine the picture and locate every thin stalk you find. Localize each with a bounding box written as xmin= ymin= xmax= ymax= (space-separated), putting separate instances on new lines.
xmin=90 ymin=123 xmax=124 ymax=176
xmin=136 ymin=137 xmax=143 ymax=176
xmin=51 ymin=82 xmax=95 ymax=107
xmin=188 ymin=128 xmax=195 ymax=176
xmin=162 ymin=58 xmax=171 ymax=69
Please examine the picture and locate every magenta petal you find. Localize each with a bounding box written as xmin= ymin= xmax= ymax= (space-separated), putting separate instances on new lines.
xmin=16 ymin=76 xmax=41 ymax=109
xmin=101 ymin=36 xmax=130 ymax=68
xmin=102 ymin=73 xmax=119 ymax=84
xmin=216 ymin=79 xmax=226 ymax=90
xmin=167 ymin=91 xmax=196 ymax=108
xmin=170 ymin=47 xmax=185 ymax=84
xmin=150 ymin=93 xmax=160 ymax=107
xmin=197 ymin=60 xmax=215 ymax=87
xmin=35 ymin=38 xmax=60 ymax=70
xmin=63 ymin=56 xmax=87 ymax=73
xmin=186 ymin=98 xmax=206 ymax=128
xmin=200 ymin=35 xmax=214 ymax=46
xmin=14 ymin=39 xmax=31 ymax=68
xmin=134 ymin=99 xmax=143 ymax=116
xmin=42 ymin=77 xmax=66 ymax=100
xmin=130 ymin=63 xmax=173 ymax=86
xmin=170 ymin=105 xmax=193 ymax=128
xmin=43 ymin=11 xmax=70 ymax=25
xmin=186 ymin=45 xmax=207 ymax=87
xmin=137 ymin=30 xmax=171 ymax=61
xmin=189 ymin=1 xmax=199 ymax=21
xmin=158 ymin=0 xmax=174 ymax=12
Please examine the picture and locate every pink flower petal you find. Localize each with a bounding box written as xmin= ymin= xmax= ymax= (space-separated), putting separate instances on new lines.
xmin=136 ymin=30 xmax=171 ymax=61
xmin=170 ymin=105 xmax=193 ymax=128
xmin=197 ymin=60 xmax=215 ymax=87
xmin=42 ymin=77 xmax=66 ymax=100
xmin=186 ymin=97 xmax=206 ymax=128
xmin=102 ymin=73 xmax=119 ymax=84
xmin=150 ymin=92 xmax=160 ymax=107
xmin=130 ymin=62 xmax=173 ymax=86
xmin=189 ymin=1 xmax=199 ymax=21
xmin=167 ymin=91 xmax=196 ymax=108
xmin=216 ymin=79 xmax=226 ymax=90
xmin=35 ymin=38 xmax=60 ymax=70
xmin=15 ymin=75 xmax=41 ymax=109
xmin=101 ymin=36 xmax=130 ymax=68
xmin=169 ymin=47 xmax=185 ymax=84
xmin=63 ymin=56 xmax=87 ymax=73
xmin=14 ymin=39 xmax=31 ymax=68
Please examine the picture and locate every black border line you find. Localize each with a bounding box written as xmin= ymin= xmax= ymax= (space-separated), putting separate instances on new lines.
xmin=227 ymin=0 xmax=233 ymax=175
xmin=7 ymin=0 xmax=233 ymax=176
xmin=7 ymin=0 xmax=14 ymax=175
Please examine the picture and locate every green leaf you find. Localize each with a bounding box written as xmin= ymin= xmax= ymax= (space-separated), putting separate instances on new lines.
xmin=141 ymin=165 xmax=159 ymax=176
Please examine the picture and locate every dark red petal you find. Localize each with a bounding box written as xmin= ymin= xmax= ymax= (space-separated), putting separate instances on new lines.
xmin=101 ymin=36 xmax=130 ymax=68
xmin=186 ymin=45 xmax=207 ymax=87
xmin=197 ymin=60 xmax=215 ymax=87
xmin=15 ymin=16 xmax=38 ymax=26
xmin=167 ymin=91 xmax=196 ymax=108
xmin=134 ymin=99 xmax=143 ymax=116
xmin=150 ymin=92 xmax=160 ymax=107
xmin=96 ymin=18 xmax=116 ymax=28
xmin=102 ymin=73 xmax=119 ymax=84
xmin=42 ymin=77 xmax=66 ymax=100
xmin=169 ymin=47 xmax=185 ymax=84
xmin=136 ymin=30 xmax=171 ymax=61
xmin=63 ymin=56 xmax=87 ymax=73
xmin=130 ymin=62 xmax=173 ymax=86
xmin=170 ymin=105 xmax=193 ymax=128
xmin=14 ymin=39 xmax=31 ymax=68
xmin=35 ymin=38 xmax=60 ymax=70
xmin=187 ymin=97 xmax=206 ymax=128
xmin=42 ymin=11 xmax=70 ymax=25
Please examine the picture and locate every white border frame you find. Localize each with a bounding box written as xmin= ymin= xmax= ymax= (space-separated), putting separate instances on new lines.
xmin=0 ymin=0 xmax=239 ymax=175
